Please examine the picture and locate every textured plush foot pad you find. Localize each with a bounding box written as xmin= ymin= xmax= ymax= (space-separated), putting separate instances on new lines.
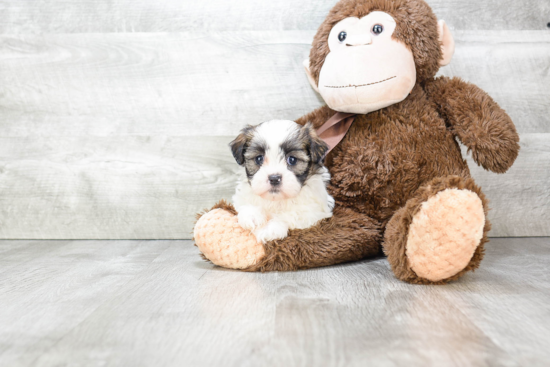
xmin=406 ymin=189 xmax=485 ymax=282
xmin=194 ymin=209 xmax=265 ymax=269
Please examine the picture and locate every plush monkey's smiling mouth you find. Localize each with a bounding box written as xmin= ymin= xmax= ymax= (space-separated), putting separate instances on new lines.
xmin=324 ymin=76 xmax=397 ymax=89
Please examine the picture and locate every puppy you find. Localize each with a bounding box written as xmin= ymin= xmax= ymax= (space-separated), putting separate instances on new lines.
xmin=229 ymin=120 xmax=335 ymax=243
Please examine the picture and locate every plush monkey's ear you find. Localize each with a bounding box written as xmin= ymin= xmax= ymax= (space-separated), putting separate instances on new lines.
xmin=301 ymin=122 xmax=328 ymax=164
xmin=229 ymin=125 xmax=255 ymax=165
xmin=303 ymin=59 xmax=320 ymax=93
xmin=438 ymin=20 xmax=455 ymax=66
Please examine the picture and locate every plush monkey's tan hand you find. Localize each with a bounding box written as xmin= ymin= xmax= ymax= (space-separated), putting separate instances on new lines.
xmin=194 ymin=208 xmax=265 ymax=270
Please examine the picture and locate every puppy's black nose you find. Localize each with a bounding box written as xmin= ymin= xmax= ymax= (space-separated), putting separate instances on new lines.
xmin=268 ymin=174 xmax=282 ymax=186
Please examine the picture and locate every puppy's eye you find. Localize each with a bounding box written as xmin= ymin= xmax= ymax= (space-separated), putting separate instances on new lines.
xmin=338 ymin=31 xmax=347 ymax=43
xmin=372 ymin=24 xmax=384 ymax=35
xmin=287 ymin=156 xmax=297 ymax=166
xmin=255 ymin=156 xmax=264 ymax=165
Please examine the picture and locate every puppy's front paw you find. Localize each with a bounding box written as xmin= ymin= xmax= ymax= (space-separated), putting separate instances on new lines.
xmin=254 ymin=220 xmax=289 ymax=244
xmin=237 ymin=206 xmax=267 ymax=231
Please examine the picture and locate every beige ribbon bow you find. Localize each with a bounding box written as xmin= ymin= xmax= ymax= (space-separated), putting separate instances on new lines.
xmin=316 ymin=112 xmax=356 ymax=154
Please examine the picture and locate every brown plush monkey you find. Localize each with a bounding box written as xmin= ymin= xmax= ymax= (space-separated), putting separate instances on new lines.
xmin=193 ymin=0 xmax=520 ymax=284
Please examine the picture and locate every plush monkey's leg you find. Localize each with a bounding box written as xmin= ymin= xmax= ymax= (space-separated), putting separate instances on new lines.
xmin=383 ymin=176 xmax=490 ymax=285
xmin=194 ymin=202 xmax=382 ymax=272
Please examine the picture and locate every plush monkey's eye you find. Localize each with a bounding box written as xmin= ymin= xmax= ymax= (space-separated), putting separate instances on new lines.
xmin=372 ymin=24 xmax=384 ymax=35
xmin=287 ymin=156 xmax=297 ymax=166
xmin=255 ymin=156 xmax=264 ymax=165
xmin=338 ymin=31 xmax=347 ymax=43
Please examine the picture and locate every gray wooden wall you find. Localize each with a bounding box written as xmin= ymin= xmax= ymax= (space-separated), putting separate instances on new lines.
xmin=0 ymin=0 xmax=548 ymax=239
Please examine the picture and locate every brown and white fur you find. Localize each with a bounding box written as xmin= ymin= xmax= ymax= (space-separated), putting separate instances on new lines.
xmin=230 ymin=120 xmax=334 ymax=243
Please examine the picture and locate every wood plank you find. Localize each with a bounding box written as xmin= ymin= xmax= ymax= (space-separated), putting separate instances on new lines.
xmin=0 ymin=31 xmax=547 ymax=139
xmin=0 ymin=32 xmax=320 ymax=137
xmin=0 ymin=239 xmax=547 ymax=366
xmin=0 ymin=134 xmax=547 ymax=239
xmin=438 ymin=237 xmax=550 ymax=365
xmin=0 ymin=0 xmax=546 ymax=34
xmin=0 ymin=240 xmax=173 ymax=367
xmin=0 ymin=136 xmax=239 ymax=239
xmin=30 ymin=241 xmax=279 ymax=367
xmin=0 ymin=240 xmax=73 ymax=275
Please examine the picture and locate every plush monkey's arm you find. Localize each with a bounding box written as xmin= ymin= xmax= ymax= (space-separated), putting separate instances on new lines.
xmin=244 ymin=206 xmax=382 ymax=272
xmin=295 ymin=105 xmax=336 ymax=129
xmin=195 ymin=201 xmax=382 ymax=272
xmin=425 ymin=76 xmax=520 ymax=173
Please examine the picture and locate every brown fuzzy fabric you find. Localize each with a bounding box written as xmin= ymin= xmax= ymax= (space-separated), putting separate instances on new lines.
xmin=245 ymin=205 xmax=382 ymax=272
xmin=196 ymin=0 xmax=520 ymax=284
xmin=195 ymin=199 xmax=237 ymax=222
xmin=383 ymin=176 xmax=491 ymax=284
xmin=296 ymin=105 xmax=337 ymax=130
xmin=424 ymin=77 xmax=520 ymax=173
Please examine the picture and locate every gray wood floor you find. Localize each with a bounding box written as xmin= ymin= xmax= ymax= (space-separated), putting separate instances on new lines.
xmin=0 ymin=238 xmax=549 ymax=366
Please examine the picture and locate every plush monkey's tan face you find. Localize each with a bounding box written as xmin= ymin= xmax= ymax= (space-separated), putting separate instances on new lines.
xmin=306 ymin=11 xmax=416 ymax=114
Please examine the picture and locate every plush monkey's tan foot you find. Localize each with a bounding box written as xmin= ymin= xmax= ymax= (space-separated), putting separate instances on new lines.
xmin=384 ymin=176 xmax=491 ymax=285
xmin=406 ymin=188 xmax=485 ymax=281
xmin=194 ymin=202 xmax=265 ymax=270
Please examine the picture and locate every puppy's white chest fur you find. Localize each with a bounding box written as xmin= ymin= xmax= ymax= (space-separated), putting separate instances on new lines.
xmin=233 ymin=169 xmax=334 ymax=243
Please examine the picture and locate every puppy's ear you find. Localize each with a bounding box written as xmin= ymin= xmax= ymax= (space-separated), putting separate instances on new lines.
xmin=229 ymin=125 xmax=255 ymax=165
xmin=301 ymin=122 xmax=328 ymax=164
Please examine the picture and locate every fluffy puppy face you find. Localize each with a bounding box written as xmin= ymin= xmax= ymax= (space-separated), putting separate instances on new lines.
xmin=230 ymin=120 xmax=328 ymax=201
